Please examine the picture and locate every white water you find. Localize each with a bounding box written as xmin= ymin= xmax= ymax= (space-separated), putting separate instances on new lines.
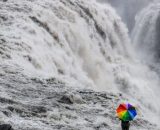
xmin=131 ymin=2 xmax=160 ymax=124
xmin=132 ymin=2 xmax=160 ymax=64
xmin=1 ymin=0 xmax=132 ymax=90
xmin=97 ymin=0 xmax=153 ymax=32
xmin=0 ymin=0 xmax=160 ymax=126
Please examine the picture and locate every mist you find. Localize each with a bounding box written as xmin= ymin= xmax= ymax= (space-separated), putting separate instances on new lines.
xmin=97 ymin=0 xmax=153 ymax=32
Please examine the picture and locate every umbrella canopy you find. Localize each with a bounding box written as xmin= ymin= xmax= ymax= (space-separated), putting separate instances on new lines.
xmin=116 ymin=103 xmax=137 ymax=121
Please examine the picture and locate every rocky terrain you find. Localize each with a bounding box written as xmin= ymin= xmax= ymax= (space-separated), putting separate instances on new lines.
xmin=0 ymin=64 xmax=158 ymax=130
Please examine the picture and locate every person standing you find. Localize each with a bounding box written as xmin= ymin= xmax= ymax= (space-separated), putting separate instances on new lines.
xmin=116 ymin=103 xmax=137 ymax=130
xmin=121 ymin=120 xmax=130 ymax=130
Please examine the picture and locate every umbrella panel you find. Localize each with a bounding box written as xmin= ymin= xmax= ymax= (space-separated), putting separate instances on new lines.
xmin=117 ymin=110 xmax=127 ymax=119
xmin=116 ymin=104 xmax=127 ymax=113
xmin=116 ymin=103 xmax=137 ymax=121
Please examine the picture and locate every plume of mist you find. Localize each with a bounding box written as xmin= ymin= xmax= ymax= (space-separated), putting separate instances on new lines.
xmin=97 ymin=0 xmax=153 ymax=32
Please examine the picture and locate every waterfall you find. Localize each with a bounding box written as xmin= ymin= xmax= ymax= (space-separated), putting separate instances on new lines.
xmin=0 ymin=0 xmax=131 ymax=90
xmin=132 ymin=2 xmax=160 ymax=64
xmin=0 ymin=0 xmax=160 ymax=127
xmin=132 ymin=2 xmax=160 ymax=124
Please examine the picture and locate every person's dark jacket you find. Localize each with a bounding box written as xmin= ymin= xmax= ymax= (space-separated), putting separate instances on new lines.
xmin=121 ymin=120 xmax=130 ymax=130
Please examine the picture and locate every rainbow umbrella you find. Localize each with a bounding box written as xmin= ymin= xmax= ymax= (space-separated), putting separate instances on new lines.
xmin=116 ymin=103 xmax=137 ymax=121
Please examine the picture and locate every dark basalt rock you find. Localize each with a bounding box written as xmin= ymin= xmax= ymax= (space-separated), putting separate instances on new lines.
xmin=0 ymin=124 xmax=14 ymax=130
xmin=59 ymin=95 xmax=74 ymax=104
